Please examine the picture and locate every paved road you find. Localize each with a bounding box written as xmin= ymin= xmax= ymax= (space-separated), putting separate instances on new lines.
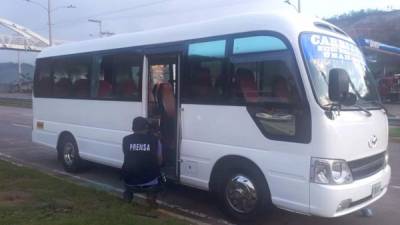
xmin=386 ymin=103 xmax=400 ymax=117
xmin=386 ymin=103 xmax=400 ymax=127
xmin=0 ymin=105 xmax=399 ymax=225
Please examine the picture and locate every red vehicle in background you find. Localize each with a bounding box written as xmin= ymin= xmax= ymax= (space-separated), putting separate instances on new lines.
xmin=379 ymin=74 xmax=400 ymax=102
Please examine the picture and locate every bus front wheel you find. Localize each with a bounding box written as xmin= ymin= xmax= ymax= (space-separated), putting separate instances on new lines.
xmin=59 ymin=135 xmax=83 ymax=173
xmin=217 ymin=167 xmax=271 ymax=221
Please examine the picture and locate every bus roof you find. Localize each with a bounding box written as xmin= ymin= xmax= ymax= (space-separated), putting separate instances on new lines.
xmin=37 ymin=11 xmax=350 ymax=59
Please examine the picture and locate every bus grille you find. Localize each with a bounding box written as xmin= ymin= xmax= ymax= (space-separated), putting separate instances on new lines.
xmin=348 ymin=152 xmax=386 ymax=180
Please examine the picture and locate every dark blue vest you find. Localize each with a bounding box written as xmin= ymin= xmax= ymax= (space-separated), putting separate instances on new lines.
xmin=122 ymin=133 xmax=160 ymax=185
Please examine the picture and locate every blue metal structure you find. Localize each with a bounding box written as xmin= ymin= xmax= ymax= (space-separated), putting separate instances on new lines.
xmin=356 ymin=39 xmax=400 ymax=56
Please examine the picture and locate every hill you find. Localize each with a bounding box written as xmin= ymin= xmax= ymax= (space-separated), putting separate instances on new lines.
xmin=0 ymin=62 xmax=34 ymax=84
xmin=328 ymin=10 xmax=400 ymax=47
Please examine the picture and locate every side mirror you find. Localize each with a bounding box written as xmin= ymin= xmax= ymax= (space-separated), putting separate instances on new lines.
xmin=329 ymin=68 xmax=356 ymax=105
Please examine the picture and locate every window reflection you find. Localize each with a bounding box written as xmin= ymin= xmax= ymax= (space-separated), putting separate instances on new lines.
xmin=184 ymin=36 xmax=304 ymax=138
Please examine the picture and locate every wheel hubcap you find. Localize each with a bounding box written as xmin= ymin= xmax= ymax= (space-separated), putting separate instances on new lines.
xmin=225 ymin=175 xmax=258 ymax=214
xmin=63 ymin=142 xmax=75 ymax=166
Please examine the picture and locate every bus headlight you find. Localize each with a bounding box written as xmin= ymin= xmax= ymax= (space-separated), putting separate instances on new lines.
xmin=311 ymin=158 xmax=353 ymax=185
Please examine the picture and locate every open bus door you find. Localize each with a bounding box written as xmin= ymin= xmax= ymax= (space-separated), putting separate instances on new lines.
xmin=145 ymin=53 xmax=181 ymax=180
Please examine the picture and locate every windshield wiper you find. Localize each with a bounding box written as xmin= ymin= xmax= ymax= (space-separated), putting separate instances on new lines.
xmin=324 ymin=102 xmax=372 ymax=118
xmin=352 ymin=103 xmax=372 ymax=117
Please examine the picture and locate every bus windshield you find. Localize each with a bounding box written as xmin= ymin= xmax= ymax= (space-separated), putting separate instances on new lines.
xmin=300 ymin=33 xmax=380 ymax=109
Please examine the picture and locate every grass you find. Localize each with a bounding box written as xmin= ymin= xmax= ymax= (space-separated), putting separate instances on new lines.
xmin=0 ymin=160 xmax=186 ymax=225
xmin=390 ymin=127 xmax=400 ymax=138
xmin=0 ymin=98 xmax=32 ymax=108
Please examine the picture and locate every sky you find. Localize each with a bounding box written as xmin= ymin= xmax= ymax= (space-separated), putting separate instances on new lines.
xmin=1 ymin=0 xmax=400 ymax=64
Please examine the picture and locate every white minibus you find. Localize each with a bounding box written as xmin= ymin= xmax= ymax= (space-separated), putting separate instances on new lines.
xmin=32 ymin=11 xmax=391 ymax=220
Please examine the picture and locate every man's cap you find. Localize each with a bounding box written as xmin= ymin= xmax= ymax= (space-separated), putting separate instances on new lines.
xmin=132 ymin=117 xmax=149 ymax=132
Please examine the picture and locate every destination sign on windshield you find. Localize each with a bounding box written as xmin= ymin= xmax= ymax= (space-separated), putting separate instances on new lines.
xmin=301 ymin=33 xmax=364 ymax=64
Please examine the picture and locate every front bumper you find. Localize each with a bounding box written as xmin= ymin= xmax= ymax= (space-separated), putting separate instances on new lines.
xmin=309 ymin=165 xmax=391 ymax=217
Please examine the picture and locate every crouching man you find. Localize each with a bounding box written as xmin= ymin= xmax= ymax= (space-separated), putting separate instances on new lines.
xmin=122 ymin=117 xmax=163 ymax=207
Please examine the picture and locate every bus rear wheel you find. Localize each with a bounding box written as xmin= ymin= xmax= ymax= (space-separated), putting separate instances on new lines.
xmin=217 ymin=167 xmax=271 ymax=221
xmin=59 ymin=135 xmax=83 ymax=173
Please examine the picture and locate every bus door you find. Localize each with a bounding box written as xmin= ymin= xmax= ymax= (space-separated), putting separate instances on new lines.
xmin=146 ymin=53 xmax=181 ymax=180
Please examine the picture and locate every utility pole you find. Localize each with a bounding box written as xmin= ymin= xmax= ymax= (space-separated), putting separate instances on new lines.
xmin=16 ymin=51 xmax=23 ymax=92
xmin=17 ymin=51 xmax=22 ymax=79
xmin=47 ymin=0 xmax=52 ymax=46
xmin=25 ymin=0 xmax=76 ymax=46
xmin=298 ymin=0 xmax=301 ymax=13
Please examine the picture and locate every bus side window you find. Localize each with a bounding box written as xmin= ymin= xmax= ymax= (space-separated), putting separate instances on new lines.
xmin=67 ymin=57 xmax=91 ymax=98
xmin=184 ymin=40 xmax=227 ymax=104
xmin=113 ymin=54 xmax=142 ymax=100
xmin=92 ymin=53 xmax=142 ymax=101
xmin=231 ymin=61 xmax=298 ymax=104
xmin=95 ymin=55 xmax=114 ymax=98
xmin=34 ymin=59 xmax=53 ymax=97
xmin=230 ymin=35 xmax=307 ymax=141
xmin=53 ymin=59 xmax=71 ymax=98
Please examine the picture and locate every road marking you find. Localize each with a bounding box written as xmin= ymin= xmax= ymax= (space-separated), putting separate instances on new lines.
xmin=12 ymin=123 xmax=32 ymax=129
xmin=391 ymin=185 xmax=400 ymax=189
xmin=0 ymin=152 xmax=232 ymax=225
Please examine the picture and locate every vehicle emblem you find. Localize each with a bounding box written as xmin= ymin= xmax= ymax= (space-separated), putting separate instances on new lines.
xmin=368 ymin=135 xmax=378 ymax=149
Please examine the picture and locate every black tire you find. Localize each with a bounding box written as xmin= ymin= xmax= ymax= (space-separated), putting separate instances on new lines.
xmin=216 ymin=165 xmax=272 ymax=221
xmin=58 ymin=134 xmax=83 ymax=173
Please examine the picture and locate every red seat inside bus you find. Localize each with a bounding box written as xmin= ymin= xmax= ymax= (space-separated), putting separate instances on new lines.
xmin=237 ymin=68 xmax=259 ymax=103
xmin=98 ymin=80 xmax=112 ymax=97
xmin=117 ymin=80 xmax=137 ymax=97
